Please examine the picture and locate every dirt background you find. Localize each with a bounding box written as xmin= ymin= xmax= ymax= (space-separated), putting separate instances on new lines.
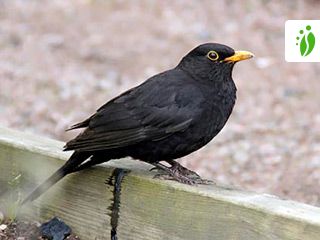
xmin=1 ymin=0 xmax=320 ymax=206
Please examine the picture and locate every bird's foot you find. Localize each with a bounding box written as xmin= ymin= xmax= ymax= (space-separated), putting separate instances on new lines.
xmin=153 ymin=170 xmax=197 ymax=185
xmin=151 ymin=162 xmax=214 ymax=185
xmin=168 ymin=161 xmax=214 ymax=184
xmin=169 ymin=161 xmax=201 ymax=179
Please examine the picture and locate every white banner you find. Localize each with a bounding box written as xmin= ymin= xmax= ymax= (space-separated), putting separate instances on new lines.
xmin=285 ymin=20 xmax=320 ymax=62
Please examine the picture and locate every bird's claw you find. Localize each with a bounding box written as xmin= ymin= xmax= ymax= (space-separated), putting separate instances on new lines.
xmin=153 ymin=173 xmax=214 ymax=185
xmin=191 ymin=178 xmax=215 ymax=185
xmin=152 ymin=161 xmax=215 ymax=185
xmin=153 ymin=172 xmax=197 ymax=185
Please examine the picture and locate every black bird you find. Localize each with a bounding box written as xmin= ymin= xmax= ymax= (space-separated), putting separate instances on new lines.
xmin=22 ymin=43 xmax=253 ymax=204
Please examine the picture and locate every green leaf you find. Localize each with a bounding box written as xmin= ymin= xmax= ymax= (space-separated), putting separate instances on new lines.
xmin=300 ymin=35 xmax=307 ymax=56
xmin=305 ymin=32 xmax=315 ymax=56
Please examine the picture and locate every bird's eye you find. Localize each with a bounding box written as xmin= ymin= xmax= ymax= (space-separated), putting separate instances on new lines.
xmin=207 ymin=50 xmax=219 ymax=61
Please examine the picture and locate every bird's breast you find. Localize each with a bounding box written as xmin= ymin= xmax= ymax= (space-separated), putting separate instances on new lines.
xmin=195 ymin=82 xmax=236 ymax=142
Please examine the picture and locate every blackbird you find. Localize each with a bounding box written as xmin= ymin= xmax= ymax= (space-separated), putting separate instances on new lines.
xmin=22 ymin=43 xmax=253 ymax=204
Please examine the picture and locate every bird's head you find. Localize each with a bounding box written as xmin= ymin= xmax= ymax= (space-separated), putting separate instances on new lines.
xmin=178 ymin=43 xmax=254 ymax=82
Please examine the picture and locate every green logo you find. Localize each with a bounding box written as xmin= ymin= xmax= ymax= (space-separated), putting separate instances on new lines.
xmin=296 ymin=25 xmax=315 ymax=57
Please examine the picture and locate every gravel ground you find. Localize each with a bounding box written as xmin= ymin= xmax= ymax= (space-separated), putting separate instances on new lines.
xmin=1 ymin=0 xmax=320 ymax=205
xmin=0 ymin=217 xmax=80 ymax=240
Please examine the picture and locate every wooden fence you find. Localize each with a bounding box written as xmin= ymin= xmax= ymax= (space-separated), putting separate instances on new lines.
xmin=0 ymin=127 xmax=320 ymax=239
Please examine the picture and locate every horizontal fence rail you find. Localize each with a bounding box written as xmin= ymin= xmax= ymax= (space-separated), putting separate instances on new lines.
xmin=0 ymin=126 xmax=320 ymax=240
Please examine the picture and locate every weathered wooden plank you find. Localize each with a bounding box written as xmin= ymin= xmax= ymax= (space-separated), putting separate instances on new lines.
xmin=0 ymin=126 xmax=320 ymax=240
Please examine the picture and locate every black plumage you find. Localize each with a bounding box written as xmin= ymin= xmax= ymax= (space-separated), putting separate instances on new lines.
xmin=22 ymin=43 xmax=253 ymax=204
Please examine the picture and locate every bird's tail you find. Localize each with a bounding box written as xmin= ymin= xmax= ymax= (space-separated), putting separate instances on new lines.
xmin=21 ymin=151 xmax=91 ymax=205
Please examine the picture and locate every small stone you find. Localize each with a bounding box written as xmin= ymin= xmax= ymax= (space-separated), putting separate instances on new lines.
xmin=40 ymin=217 xmax=71 ymax=240
xmin=0 ymin=224 xmax=7 ymax=231
xmin=42 ymin=34 xmax=64 ymax=49
xmin=255 ymin=57 xmax=273 ymax=69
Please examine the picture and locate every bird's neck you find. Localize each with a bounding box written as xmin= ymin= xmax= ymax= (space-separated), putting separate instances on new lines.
xmin=177 ymin=59 xmax=234 ymax=84
xmin=176 ymin=64 xmax=237 ymax=105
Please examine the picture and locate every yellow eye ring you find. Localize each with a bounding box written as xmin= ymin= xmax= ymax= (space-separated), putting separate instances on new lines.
xmin=207 ymin=50 xmax=219 ymax=61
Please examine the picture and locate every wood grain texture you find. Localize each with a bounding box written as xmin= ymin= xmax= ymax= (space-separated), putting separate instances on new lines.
xmin=0 ymin=126 xmax=320 ymax=240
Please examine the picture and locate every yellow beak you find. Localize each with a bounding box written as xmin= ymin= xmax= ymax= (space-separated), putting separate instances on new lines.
xmin=224 ymin=50 xmax=254 ymax=63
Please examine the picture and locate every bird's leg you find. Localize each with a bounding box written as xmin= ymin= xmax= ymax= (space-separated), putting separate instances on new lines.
xmin=149 ymin=161 xmax=199 ymax=177
xmin=166 ymin=160 xmax=214 ymax=185
xmin=166 ymin=160 xmax=201 ymax=179
xmin=151 ymin=162 xmax=198 ymax=185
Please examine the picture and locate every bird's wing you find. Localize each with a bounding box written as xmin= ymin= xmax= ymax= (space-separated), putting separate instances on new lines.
xmin=64 ymin=103 xmax=193 ymax=151
xmin=64 ymin=72 xmax=202 ymax=152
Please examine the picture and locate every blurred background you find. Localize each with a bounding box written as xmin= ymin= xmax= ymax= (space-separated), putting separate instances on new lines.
xmin=0 ymin=0 xmax=320 ymax=205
